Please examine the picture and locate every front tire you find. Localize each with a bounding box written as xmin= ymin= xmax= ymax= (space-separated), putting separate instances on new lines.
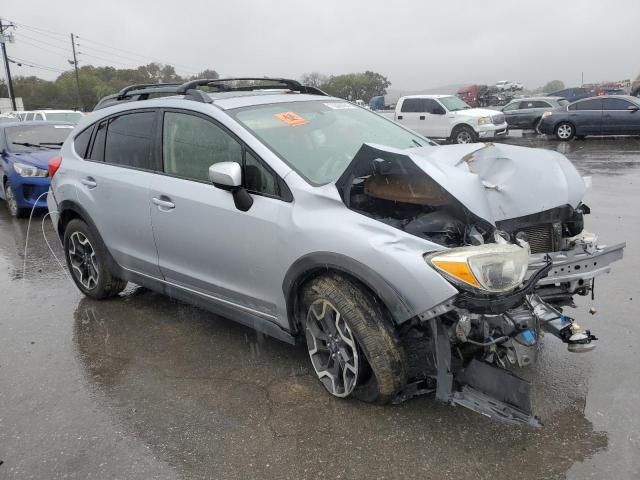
xmin=302 ymin=274 xmax=407 ymax=404
xmin=555 ymin=122 xmax=575 ymax=141
xmin=63 ymin=219 xmax=126 ymax=299
xmin=451 ymin=125 xmax=477 ymax=144
xmin=4 ymin=182 xmax=28 ymax=218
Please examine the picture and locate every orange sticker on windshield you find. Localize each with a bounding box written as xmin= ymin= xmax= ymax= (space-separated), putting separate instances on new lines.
xmin=274 ymin=111 xmax=309 ymax=126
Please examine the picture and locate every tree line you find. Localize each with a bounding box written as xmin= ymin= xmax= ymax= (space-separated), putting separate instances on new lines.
xmin=0 ymin=65 xmax=392 ymax=111
xmin=0 ymin=63 xmax=219 ymax=111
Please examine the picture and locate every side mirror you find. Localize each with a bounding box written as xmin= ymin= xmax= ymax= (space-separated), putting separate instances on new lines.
xmin=209 ymin=161 xmax=242 ymax=188
xmin=627 ymin=105 xmax=640 ymax=112
xmin=433 ymin=107 xmax=446 ymax=115
xmin=208 ymin=161 xmax=253 ymax=212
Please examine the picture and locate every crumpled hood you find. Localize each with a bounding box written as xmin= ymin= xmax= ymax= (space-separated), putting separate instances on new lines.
xmin=10 ymin=150 xmax=59 ymax=169
xmin=342 ymin=142 xmax=587 ymax=225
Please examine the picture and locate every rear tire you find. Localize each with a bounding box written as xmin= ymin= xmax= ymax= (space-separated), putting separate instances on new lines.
xmin=451 ymin=125 xmax=477 ymax=144
xmin=63 ymin=219 xmax=127 ymax=299
xmin=302 ymin=274 xmax=407 ymax=404
xmin=555 ymin=122 xmax=575 ymax=141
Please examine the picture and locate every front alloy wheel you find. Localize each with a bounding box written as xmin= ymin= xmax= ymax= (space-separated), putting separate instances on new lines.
xmin=305 ymin=299 xmax=359 ymax=397
xmin=68 ymin=231 xmax=99 ymax=290
xmin=4 ymin=182 xmax=26 ymax=218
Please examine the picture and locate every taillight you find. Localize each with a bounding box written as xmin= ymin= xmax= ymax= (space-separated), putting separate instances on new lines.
xmin=48 ymin=156 xmax=62 ymax=178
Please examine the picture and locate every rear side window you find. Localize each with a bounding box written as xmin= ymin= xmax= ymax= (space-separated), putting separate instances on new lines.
xmin=104 ymin=112 xmax=156 ymax=169
xmin=73 ymin=127 xmax=93 ymax=158
xmin=569 ymin=99 xmax=602 ymax=111
xmin=88 ymin=121 xmax=107 ymax=162
xmin=531 ymin=101 xmax=552 ymax=108
xmin=400 ymin=99 xmax=428 ymax=113
xmin=162 ymin=111 xmax=242 ymax=182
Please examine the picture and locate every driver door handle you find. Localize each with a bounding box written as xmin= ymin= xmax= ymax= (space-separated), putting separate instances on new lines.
xmin=152 ymin=196 xmax=175 ymax=210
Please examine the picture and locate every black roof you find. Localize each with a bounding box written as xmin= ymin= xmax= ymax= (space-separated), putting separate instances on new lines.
xmin=94 ymin=77 xmax=327 ymax=111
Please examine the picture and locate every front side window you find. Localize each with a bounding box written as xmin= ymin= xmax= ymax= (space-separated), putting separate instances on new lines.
xmin=602 ymin=98 xmax=634 ymax=110
xmin=104 ymin=111 xmax=156 ymax=169
xmin=162 ymin=111 xmax=242 ymax=182
xmin=231 ymin=100 xmax=431 ymax=185
xmin=503 ymin=102 xmax=520 ymax=111
xmin=439 ymin=96 xmax=471 ymax=112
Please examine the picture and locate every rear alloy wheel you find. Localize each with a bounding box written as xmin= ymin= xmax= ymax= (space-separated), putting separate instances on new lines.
xmin=64 ymin=219 xmax=127 ymax=299
xmin=4 ymin=182 xmax=28 ymax=218
xmin=555 ymin=122 xmax=575 ymax=141
xmin=452 ymin=126 xmax=476 ymax=144
xmin=302 ymin=274 xmax=407 ymax=404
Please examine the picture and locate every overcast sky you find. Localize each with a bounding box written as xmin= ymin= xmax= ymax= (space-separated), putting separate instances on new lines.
xmin=3 ymin=0 xmax=639 ymax=91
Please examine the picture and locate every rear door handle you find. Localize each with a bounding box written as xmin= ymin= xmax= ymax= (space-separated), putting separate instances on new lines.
xmin=419 ymin=115 xmax=426 ymax=120
xmin=152 ymin=196 xmax=175 ymax=210
xmin=81 ymin=177 xmax=97 ymax=188
xmin=396 ymin=115 xmax=403 ymax=120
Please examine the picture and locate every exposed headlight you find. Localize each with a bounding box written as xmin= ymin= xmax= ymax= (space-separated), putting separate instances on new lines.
xmin=541 ymin=111 xmax=553 ymax=119
xmin=14 ymin=162 xmax=48 ymax=177
xmin=477 ymin=116 xmax=492 ymax=125
xmin=425 ymin=244 xmax=530 ymax=293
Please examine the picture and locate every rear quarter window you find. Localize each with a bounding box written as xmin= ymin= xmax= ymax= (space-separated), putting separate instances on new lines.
xmin=73 ymin=126 xmax=93 ymax=158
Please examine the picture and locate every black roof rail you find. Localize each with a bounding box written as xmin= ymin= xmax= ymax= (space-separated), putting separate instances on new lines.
xmin=176 ymin=77 xmax=328 ymax=96
xmin=116 ymin=82 xmax=182 ymax=99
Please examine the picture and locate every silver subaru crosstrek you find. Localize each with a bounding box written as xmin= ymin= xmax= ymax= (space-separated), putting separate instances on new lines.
xmin=48 ymin=78 xmax=624 ymax=426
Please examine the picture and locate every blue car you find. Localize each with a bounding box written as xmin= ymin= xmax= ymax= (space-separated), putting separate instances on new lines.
xmin=537 ymin=95 xmax=640 ymax=141
xmin=0 ymin=121 xmax=73 ymax=217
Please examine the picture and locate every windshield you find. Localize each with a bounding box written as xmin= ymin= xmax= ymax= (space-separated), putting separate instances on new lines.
xmin=6 ymin=124 xmax=74 ymax=152
xmin=44 ymin=112 xmax=84 ymax=124
xmin=439 ymin=96 xmax=472 ymax=112
xmin=231 ymin=101 xmax=434 ymax=184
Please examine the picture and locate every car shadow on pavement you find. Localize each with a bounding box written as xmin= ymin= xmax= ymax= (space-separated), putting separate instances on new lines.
xmin=73 ymin=288 xmax=608 ymax=480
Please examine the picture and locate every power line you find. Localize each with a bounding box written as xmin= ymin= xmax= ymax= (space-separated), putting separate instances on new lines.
xmin=5 ymin=17 xmax=202 ymax=74
xmin=14 ymin=32 xmax=71 ymax=53
xmin=13 ymin=34 xmax=72 ymax=62
xmin=8 ymin=56 xmax=66 ymax=73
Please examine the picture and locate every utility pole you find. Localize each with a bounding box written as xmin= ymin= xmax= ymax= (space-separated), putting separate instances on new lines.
xmin=0 ymin=18 xmax=17 ymax=111
xmin=70 ymin=33 xmax=82 ymax=110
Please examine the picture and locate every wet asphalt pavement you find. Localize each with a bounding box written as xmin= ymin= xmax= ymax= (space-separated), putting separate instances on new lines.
xmin=1 ymin=135 xmax=639 ymax=480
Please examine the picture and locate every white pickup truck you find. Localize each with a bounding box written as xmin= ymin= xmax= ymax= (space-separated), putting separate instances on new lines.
xmin=380 ymin=95 xmax=508 ymax=144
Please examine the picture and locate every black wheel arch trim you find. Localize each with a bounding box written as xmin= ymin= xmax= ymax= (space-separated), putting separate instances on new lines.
xmin=56 ymin=199 xmax=125 ymax=278
xmin=283 ymin=252 xmax=415 ymax=334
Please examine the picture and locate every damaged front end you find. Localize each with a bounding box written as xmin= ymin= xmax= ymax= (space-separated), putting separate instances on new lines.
xmin=337 ymin=142 xmax=625 ymax=427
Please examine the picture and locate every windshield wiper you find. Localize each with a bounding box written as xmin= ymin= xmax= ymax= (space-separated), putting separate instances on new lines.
xmin=12 ymin=142 xmax=57 ymax=150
